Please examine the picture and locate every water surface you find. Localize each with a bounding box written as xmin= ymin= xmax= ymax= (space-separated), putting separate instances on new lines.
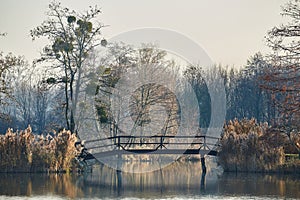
xmin=0 ymin=158 xmax=299 ymax=199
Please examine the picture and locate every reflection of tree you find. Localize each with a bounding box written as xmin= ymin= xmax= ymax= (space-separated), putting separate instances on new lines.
xmin=84 ymin=161 xmax=203 ymax=192
xmin=0 ymin=174 xmax=84 ymax=198
xmin=219 ymin=173 xmax=300 ymax=197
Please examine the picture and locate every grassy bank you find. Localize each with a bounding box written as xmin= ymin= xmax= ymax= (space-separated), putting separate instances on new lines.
xmin=219 ymin=119 xmax=300 ymax=173
xmin=0 ymin=126 xmax=80 ymax=173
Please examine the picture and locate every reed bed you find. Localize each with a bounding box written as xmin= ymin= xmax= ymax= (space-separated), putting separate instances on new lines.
xmin=219 ymin=118 xmax=285 ymax=172
xmin=0 ymin=126 xmax=80 ymax=173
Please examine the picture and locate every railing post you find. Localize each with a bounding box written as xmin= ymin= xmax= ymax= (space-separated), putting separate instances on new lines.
xmin=117 ymin=136 xmax=120 ymax=150
xmin=160 ymin=136 xmax=163 ymax=149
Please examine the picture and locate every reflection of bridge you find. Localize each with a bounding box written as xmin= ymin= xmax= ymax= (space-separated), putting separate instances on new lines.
xmin=76 ymin=135 xmax=221 ymax=173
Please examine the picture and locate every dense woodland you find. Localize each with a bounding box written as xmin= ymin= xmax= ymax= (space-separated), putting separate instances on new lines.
xmin=0 ymin=1 xmax=300 ymax=172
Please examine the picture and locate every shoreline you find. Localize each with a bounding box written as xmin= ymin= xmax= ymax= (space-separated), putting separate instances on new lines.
xmin=0 ymin=159 xmax=299 ymax=174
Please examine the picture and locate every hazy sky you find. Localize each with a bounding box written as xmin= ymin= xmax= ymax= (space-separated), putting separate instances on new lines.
xmin=0 ymin=0 xmax=288 ymax=68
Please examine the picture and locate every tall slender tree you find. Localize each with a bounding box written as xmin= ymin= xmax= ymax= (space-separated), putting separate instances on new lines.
xmin=31 ymin=1 xmax=106 ymax=134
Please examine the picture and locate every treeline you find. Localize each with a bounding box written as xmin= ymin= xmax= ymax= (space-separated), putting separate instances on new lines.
xmin=0 ymin=59 xmax=67 ymax=134
xmin=0 ymin=42 xmax=68 ymax=134
xmin=184 ymin=53 xmax=276 ymax=129
xmin=0 ymin=49 xmax=276 ymax=135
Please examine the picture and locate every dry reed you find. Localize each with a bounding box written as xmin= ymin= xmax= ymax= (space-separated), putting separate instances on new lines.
xmin=0 ymin=126 xmax=80 ymax=173
xmin=219 ymin=118 xmax=285 ymax=172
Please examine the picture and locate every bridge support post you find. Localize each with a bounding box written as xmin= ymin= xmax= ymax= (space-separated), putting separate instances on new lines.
xmin=116 ymin=169 xmax=122 ymax=191
xmin=200 ymin=171 xmax=206 ymax=191
xmin=116 ymin=152 xmax=122 ymax=191
xmin=200 ymin=154 xmax=206 ymax=175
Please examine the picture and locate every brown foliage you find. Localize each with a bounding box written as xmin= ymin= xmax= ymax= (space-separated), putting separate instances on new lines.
xmin=263 ymin=0 xmax=300 ymax=132
xmin=219 ymin=118 xmax=285 ymax=172
xmin=0 ymin=126 xmax=80 ymax=172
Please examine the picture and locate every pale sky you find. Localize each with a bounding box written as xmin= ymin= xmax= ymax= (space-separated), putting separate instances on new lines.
xmin=0 ymin=0 xmax=288 ymax=68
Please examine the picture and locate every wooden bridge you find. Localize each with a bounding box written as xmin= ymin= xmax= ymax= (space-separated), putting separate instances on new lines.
xmin=76 ymin=134 xmax=221 ymax=170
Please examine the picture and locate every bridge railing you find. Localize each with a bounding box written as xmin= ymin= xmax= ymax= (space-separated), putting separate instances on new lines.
xmin=84 ymin=135 xmax=220 ymax=152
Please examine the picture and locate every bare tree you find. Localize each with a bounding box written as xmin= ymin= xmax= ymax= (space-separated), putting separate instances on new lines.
xmin=263 ymin=0 xmax=300 ymax=154
xmin=94 ymin=44 xmax=181 ymax=147
xmin=0 ymin=52 xmax=25 ymax=105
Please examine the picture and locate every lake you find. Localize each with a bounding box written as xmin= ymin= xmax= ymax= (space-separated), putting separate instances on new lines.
xmin=0 ymin=157 xmax=299 ymax=199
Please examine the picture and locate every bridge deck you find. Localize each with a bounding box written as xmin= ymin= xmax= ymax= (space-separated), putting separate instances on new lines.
xmin=89 ymin=149 xmax=217 ymax=160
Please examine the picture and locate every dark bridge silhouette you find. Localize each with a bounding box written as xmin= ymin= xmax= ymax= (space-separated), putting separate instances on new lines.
xmin=76 ymin=135 xmax=221 ymax=169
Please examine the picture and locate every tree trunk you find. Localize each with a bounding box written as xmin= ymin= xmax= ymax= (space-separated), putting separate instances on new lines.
xmin=69 ymin=70 xmax=75 ymax=134
xmin=64 ymin=69 xmax=70 ymax=131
